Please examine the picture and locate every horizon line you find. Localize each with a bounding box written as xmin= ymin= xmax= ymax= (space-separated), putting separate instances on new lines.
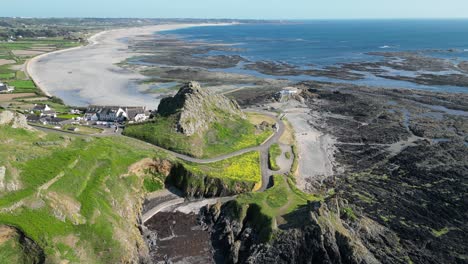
xmin=2 ymin=16 xmax=468 ymax=21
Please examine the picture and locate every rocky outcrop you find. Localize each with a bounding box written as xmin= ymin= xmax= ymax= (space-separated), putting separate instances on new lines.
xmin=165 ymin=162 xmax=254 ymax=198
xmin=202 ymin=200 xmax=410 ymax=264
xmin=0 ymin=110 xmax=34 ymax=130
xmin=157 ymin=81 xmax=245 ymax=136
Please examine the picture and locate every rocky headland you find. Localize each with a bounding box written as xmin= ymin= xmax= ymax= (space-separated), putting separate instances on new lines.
xmin=201 ymin=81 xmax=468 ymax=264
xmin=157 ymin=81 xmax=246 ymax=136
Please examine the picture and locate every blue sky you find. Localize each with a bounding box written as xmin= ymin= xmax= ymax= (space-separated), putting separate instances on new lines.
xmin=2 ymin=0 xmax=468 ymax=19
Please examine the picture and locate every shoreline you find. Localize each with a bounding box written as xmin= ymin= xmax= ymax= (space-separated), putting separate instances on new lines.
xmin=26 ymin=23 xmax=235 ymax=108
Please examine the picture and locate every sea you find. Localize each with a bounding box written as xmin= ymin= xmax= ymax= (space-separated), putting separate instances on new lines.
xmin=160 ymin=20 xmax=468 ymax=93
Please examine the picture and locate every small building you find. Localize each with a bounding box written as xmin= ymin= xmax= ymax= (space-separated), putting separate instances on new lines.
xmin=67 ymin=127 xmax=79 ymax=132
xmin=41 ymin=110 xmax=57 ymax=118
xmin=126 ymin=107 xmax=148 ymax=123
xmin=33 ymin=104 xmax=52 ymax=112
xmin=26 ymin=114 xmax=41 ymax=123
xmin=69 ymin=109 xmax=82 ymax=115
xmin=40 ymin=117 xmax=68 ymax=126
xmin=0 ymin=83 xmax=14 ymax=93
xmin=275 ymin=87 xmax=300 ymax=102
xmin=85 ymin=106 xmax=126 ymax=122
xmin=85 ymin=105 xmax=148 ymax=123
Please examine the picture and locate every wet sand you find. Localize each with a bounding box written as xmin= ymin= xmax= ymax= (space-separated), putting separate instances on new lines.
xmin=27 ymin=23 xmax=231 ymax=109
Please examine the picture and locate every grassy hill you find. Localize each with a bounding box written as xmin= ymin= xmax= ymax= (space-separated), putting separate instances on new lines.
xmin=123 ymin=82 xmax=274 ymax=158
xmin=0 ymin=123 xmax=165 ymax=263
xmin=124 ymin=113 xmax=272 ymax=158
xmin=0 ymin=110 xmax=265 ymax=262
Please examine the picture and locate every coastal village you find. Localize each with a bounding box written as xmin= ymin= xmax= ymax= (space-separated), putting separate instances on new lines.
xmin=1 ymin=16 xmax=466 ymax=264
xmin=23 ymin=103 xmax=151 ymax=133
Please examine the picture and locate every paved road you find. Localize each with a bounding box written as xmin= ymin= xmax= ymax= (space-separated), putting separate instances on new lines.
xmin=29 ymin=111 xmax=285 ymax=191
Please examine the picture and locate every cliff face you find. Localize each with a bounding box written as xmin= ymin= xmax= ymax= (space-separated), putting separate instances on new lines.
xmin=202 ymin=200 xmax=409 ymax=264
xmin=149 ymin=158 xmax=255 ymax=198
xmin=157 ymin=81 xmax=245 ymax=136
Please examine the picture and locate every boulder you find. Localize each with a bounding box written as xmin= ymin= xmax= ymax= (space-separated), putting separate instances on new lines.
xmin=0 ymin=110 xmax=34 ymax=130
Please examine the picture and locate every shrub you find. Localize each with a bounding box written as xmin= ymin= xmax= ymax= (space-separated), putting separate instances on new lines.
xmin=290 ymin=145 xmax=299 ymax=174
xmin=268 ymin=143 xmax=281 ymax=171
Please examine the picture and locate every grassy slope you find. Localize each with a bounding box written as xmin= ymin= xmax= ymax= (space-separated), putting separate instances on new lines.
xmin=234 ymin=175 xmax=322 ymax=241
xmin=0 ymin=237 xmax=24 ymax=264
xmin=268 ymin=143 xmax=281 ymax=171
xmin=0 ymin=125 xmax=164 ymax=263
xmin=124 ymin=113 xmax=273 ymax=158
xmin=182 ymin=151 xmax=261 ymax=183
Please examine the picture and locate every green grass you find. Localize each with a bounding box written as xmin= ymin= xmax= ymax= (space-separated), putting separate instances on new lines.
xmin=431 ymin=227 xmax=450 ymax=237
xmin=268 ymin=143 xmax=281 ymax=171
xmin=0 ymin=37 xmax=80 ymax=96
xmin=124 ymin=115 xmax=272 ymax=158
xmin=285 ymin=151 xmax=291 ymax=159
xmin=0 ymin=73 xmax=15 ymax=80
xmin=6 ymin=80 xmax=37 ymax=93
xmin=234 ymin=175 xmax=321 ymax=242
xmin=342 ymin=207 xmax=358 ymax=221
xmin=7 ymin=80 xmax=35 ymax=89
xmin=143 ymin=177 xmax=164 ymax=192
xmin=290 ymin=144 xmax=299 ymax=174
xmin=182 ymin=151 xmax=261 ymax=183
xmin=0 ymin=124 xmax=165 ymax=263
xmin=61 ymin=124 xmax=102 ymax=135
xmin=0 ymin=228 xmax=43 ymax=264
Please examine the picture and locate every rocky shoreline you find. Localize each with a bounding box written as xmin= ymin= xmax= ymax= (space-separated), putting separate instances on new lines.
xmin=195 ymin=81 xmax=467 ymax=264
xmin=111 ymin=26 xmax=468 ymax=264
xmin=123 ymin=31 xmax=468 ymax=94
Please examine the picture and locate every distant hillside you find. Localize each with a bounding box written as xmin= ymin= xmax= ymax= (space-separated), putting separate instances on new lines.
xmin=124 ymin=82 xmax=273 ymax=158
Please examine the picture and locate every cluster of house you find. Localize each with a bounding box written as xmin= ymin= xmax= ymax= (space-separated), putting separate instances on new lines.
xmin=26 ymin=104 xmax=71 ymax=127
xmin=25 ymin=103 xmax=151 ymax=129
xmin=0 ymin=82 xmax=14 ymax=93
xmin=84 ymin=105 xmax=150 ymax=124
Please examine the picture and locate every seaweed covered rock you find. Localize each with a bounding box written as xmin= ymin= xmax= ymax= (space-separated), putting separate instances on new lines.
xmin=202 ymin=200 xmax=410 ymax=264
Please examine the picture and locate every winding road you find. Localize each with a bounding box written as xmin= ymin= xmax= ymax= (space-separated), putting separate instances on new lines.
xmin=29 ymin=110 xmax=285 ymax=192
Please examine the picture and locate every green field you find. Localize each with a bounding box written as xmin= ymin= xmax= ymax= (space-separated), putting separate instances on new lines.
xmin=182 ymin=151 xmax=261 ymax=183
xmin=0 ymin=38 xmax=81 ymax=96
xmin=124 ymin=114 xmax=272 ymax=158
xmin=268 ymin=143 xmax=282 ymax=171
xmin=0 ymin=124 xmax=165 ymax=263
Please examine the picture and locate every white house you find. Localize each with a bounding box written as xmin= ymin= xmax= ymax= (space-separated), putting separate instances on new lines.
xmin=0 ymin=83 xmax=14 ymax=93
xmin=32 ymin=104 xmax=56 ymax=117
xmin=85 ymin=105 xmax=149 ymax=123
xmin=69 ymin=109 xmax=82 ymax=114
xmin=33 ymin=104 xmax=52 ymax=112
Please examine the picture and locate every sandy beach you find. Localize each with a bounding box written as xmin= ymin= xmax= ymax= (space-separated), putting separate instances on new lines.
xmin=27 ymin=23 xmax=230 ymax=109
